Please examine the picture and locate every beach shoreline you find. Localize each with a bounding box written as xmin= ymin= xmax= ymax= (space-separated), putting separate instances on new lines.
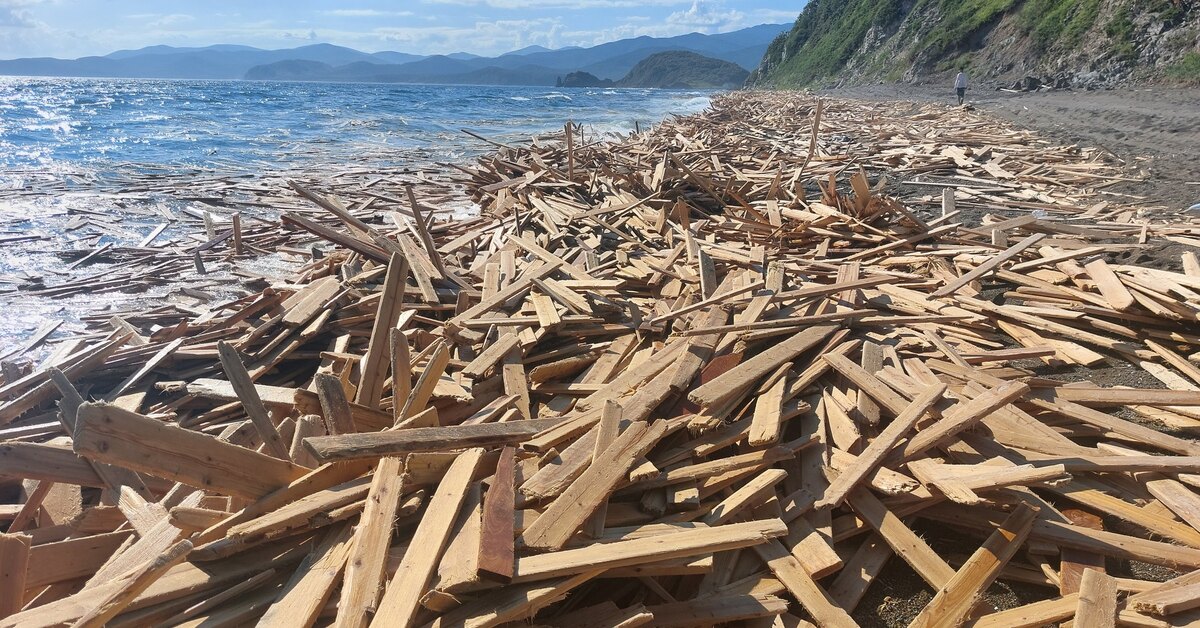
xmin=0 ymin=80 xmax=711 ymax=357
xmin=821 ymin=83 xmax=1200 ymax=211
xmin=1 ymin=89 xmax=1199 ymax=627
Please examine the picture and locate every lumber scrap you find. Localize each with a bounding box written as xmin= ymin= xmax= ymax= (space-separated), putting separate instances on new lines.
xmin=73 ymin=402 xmax=305 ymax=499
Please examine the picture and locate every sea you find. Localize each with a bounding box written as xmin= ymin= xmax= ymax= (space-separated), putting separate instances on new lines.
xmin=0 ymin=78 xmax=712 ymax=354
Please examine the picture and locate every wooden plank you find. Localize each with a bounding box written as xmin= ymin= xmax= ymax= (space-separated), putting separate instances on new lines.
xmin=1074 ymin=568 xmax=1118 ymax=628
xmin=161 ymin=568 xmax=279 ymax=626
xmin=400 ymin=340 xmax=450 ymax=420
xmin=822 ymin=353 xmax=910 ymax=416
xmin=0 ymin=441 xmax=104 ymax=487
xmin=749 ymin=368 xmax=788 ymax=446
xmin=217 ymin=341 xmax=290 ymax=460
xmin=477 ymin=445 xmax=516 ymax=583
xmin=72 ymin=539 xmax=193 ymax=628
xmin=648 ymin=594 xmax=789 ymax=627
xmin=356 ymin=252 xmax=409 ymax=408
xmin=909 ymin=504 xmax=1036 ymax=628
xmin=702 ymin=469 xmax=788 ymax=526
xmin=897 ymin=381 xmax=1029 ymax=461
xmin=334 ymin=457 xmax=406 ymax=628
xmin=689 ymin=324 xmax=840 ymax=408
xmin=972 ymin=593 xmax=1079 ymax=628
xmin=433 ymin=480 xmax=484 ymax=593
xmin=753 ymin=539 xmax=857 ymax=628
xmin=931 ymin=233 xmax=1047 ymax=297
xmin=1058 ymin=509 xmax=1105 ymax=595
xmin=426 ymin=571 xmax=600 ymax=628
xmin=315 ymin=373 xmax=358 ymax=435
xmin=304 ymin=418 xmax=563 ymax=462
xmin=829 ymin=534 xmax=891 ymax=612
xmin=74 ymin=402 xmax=305 ymax=500
xmin=26 ymin=531 xmax=133 ymax=589
xmin=1127 ymin=568 xmax=1200 ymax=616
xmin=512 ymin=518 xmax=788 ymax=583
xmin=1084 ymin=258 xmax=1135 ymax=312
xmin=818 ymin=383 xmax=945 ymax=509
xmin=848 ymin=488 xmax=955 ymax=590
xmin=104 ymin=338 xmax=183 ymax=401
xmin=370 ymin=448 xmax=484 ymax=628
xmin=522 ymin=420 xmax=668 ymax=551
xmin=586 ymin=401 xmax=622 ymax=538
xmin=0 ymin=533 xmax=30 ymax=620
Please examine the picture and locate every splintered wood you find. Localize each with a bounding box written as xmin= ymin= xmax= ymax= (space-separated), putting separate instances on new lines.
xmin=3 ymin=91 xmax=1200 ymax=627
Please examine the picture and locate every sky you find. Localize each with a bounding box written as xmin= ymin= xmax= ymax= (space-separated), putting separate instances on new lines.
xmin=0 ymin=1 xmax=803 ymax=59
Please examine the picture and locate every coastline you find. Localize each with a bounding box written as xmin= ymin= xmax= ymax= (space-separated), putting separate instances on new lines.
xmin=1 ymin=89 xmax=1200 ymax=625
xmin=0 ymin=80 xmax=711 ymax=357
xmin=820 ymin=83 xmax=1200 ymax=211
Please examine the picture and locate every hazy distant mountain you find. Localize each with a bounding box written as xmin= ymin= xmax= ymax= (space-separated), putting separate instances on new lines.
xmin=503 ymin=45 xmax=556 ymax=57
xmin=247 ymin=24 xmax=790 ymax=86
xmin=105 ymin=44 xmax=260 ymax=60
xmin=370 ymin=51 xmax=426 ymax=65
xmin=0 ymin=24 xmax=790 ymax=86
xmin=0 ymin=43 xmax=387 ymax=79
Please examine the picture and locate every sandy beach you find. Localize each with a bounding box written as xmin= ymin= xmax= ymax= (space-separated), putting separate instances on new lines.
xmin=826 ymin=84 xmax=1200 ymax=212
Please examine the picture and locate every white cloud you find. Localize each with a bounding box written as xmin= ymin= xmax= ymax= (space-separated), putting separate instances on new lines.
xmin=147 ymin=14 xmax=194 ymax=29
xmin=666 ymin=0 xmax=744 ymax=31
xmin=421 ymin=0 xmax=690 ymax=8
xmin=0 ymin=0 xmax=796 ymax=59
xmin=372 ymin=17 xmax=569 ymax=53
xmin=0 ymin=0 xmax=45 ymax=29
xmin=282 ymin=29 xmax=320 ymax=41
xmin=321 ymin=9 xmax=415 ymax=17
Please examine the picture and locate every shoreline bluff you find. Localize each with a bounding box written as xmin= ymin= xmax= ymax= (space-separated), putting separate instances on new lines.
xmin=3 ymin=91 xmax=1200 ymax=626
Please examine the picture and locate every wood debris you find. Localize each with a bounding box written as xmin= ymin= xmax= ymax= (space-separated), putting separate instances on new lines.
xmin=2 ymin=92 xmax=1200 ymax=626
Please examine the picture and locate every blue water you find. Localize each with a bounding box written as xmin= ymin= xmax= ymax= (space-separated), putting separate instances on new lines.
xmin=0 ymin=78 xmax=711 ymax=353
xmin=0 ymin=78 xmax=711 ymax=176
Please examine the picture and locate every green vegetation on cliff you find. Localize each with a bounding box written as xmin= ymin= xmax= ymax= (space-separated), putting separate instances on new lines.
xmin=756 ymin=0 xmax=902 ymax=88
xmin=1167 ymin=51 xmax=1200 ymax=82
xmin=751 ymin=0 xmax=1198 ymax=88
xmin=757 ymin=0 xmax=1018 ymax=87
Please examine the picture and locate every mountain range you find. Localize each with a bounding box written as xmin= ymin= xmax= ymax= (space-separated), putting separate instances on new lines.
xmin=0 ymin=24 xmax=789 ymax=87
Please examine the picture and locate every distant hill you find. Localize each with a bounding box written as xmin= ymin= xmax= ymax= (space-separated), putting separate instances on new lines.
xmin=0 ymin=43 xmax=386 ymax=80
xmin=749 ymin=0 xmax=1200 ymax=89
xmin=0 ymin=24 xmax=790 ymax=86
xmin=503 ymin=45 xmax=556 ymax=57
xmin=241 ymin=25 xmax=786 ymax=86
xmin=617 ymin=51 xmax=749 ymax=88
xmin=557 ymin=71 xmax=614 ymax=88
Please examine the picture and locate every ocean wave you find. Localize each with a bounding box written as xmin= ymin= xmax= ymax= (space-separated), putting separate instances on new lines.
xmin=676 ymin=96 xmax=712 ymax=112
xmin=25 ymin=121 xmax=75 ymax=134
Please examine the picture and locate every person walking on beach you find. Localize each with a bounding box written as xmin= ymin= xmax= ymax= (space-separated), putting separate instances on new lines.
xmin=954 ymin=69 xmax=968 ymax=106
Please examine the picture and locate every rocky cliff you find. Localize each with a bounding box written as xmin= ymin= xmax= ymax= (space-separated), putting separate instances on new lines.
xmin=748 ymin=0 xmax=1200 ymax=89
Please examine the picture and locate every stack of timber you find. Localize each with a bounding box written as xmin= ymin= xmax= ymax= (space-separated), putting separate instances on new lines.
xmin=2 ymin=92 xmax=1200 ymax=626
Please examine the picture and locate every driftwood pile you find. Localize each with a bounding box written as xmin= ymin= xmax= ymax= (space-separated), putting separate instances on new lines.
xmin=3 ymin=91 xmax=1200 ymax=627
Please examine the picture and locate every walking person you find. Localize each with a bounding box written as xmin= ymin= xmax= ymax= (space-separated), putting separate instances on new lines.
xmin=955 ymin=69 xmax=968 ymax=106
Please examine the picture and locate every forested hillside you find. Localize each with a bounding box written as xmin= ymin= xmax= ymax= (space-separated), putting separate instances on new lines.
xmin=749 ymin=0 xmax=1199 ymax=88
